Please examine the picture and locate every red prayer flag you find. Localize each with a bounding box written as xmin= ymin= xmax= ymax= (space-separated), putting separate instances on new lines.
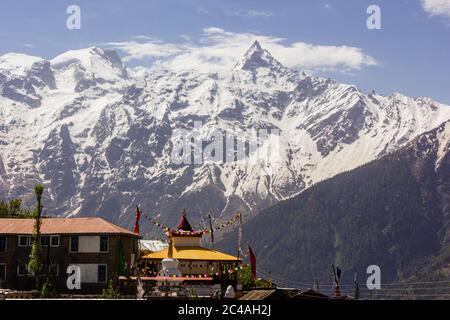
xmin=134 ymin=205 xmax=141 ymax=234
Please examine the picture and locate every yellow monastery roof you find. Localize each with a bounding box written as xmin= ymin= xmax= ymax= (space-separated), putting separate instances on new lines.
xmin=143 ymin=246 xmax=240 ymax=261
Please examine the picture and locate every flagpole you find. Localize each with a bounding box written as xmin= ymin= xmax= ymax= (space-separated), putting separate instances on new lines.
xmin=237 ymin=212 xmax=242 ymax=260
xmin=136 ymin=207 xmax=141 ymax=276
xmin=134 ymin=205 xmax=141 ymax=299
xmin=208 ymin=214 xmax=214 ymax=249
xmin=236 ymin=213 xmax=243 ymax=288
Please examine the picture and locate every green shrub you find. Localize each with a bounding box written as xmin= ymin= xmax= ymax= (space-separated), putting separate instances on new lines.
xmin=40 ymin=277 xmax=57 ymax=298
xmin=102 ymin=280 xmax=120 ymax=299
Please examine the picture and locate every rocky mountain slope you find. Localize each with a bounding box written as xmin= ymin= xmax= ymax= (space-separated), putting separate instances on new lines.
xmin=0 ymin=42 xmax=449 ymax=231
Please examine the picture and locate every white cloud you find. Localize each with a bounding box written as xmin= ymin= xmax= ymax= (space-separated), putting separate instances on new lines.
xmin=106 ymin=38 xmax=185 ymax=60
xmin=106 ymin=27 xmax=377 ymax=75
xmin=18 ymin=43 xmax=37 ymax=48
xmin=180 ymin=34 xmax=192 ymax=42
xmin=196 ymin=7 xmax=211 ymax=15
xmin=421 ymin=0 xmax=450 ymax=18
xmin=225 ymin=9 xmax=273 ymax=18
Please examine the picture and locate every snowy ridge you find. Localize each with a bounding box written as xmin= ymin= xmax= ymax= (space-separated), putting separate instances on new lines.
xmin=436 ymin=121 xmax=450 ymax=168
xmin=0 ymin=42 xmax=449 ymax=229
xmin=0 ymin=53 xmax=45 ymax=77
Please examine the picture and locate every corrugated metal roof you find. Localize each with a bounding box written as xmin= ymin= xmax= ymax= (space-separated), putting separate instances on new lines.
xmin=240 ymin=290 xmax=277 ymax=300
xmin=0 ymin=218 xmax=139 ymax=236
xmin=140 ymin=240 xmax=169 ymax=252
xmin=240 ymin=289 xmax=330 ymax=300
xmin=143 ymin=246 xmax=240 ymax=261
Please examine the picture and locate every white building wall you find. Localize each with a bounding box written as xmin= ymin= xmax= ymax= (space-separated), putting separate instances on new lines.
xmin=78 ymin=236 xmax=100 ymax=253
xmin=71 ymin=264 xmax=105 ymax=283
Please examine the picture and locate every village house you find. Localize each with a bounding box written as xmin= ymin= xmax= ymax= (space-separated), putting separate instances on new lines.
xmin=0 ymin=217 xmax=140 ymax=293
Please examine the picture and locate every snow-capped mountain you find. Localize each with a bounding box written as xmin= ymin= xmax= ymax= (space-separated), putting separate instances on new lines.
xmin=1 ymin=41 xmax=449 ymax=231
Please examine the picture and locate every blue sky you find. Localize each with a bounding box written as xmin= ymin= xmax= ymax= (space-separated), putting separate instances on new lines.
xmin=1 ymin=0 xmax=450 ymax=103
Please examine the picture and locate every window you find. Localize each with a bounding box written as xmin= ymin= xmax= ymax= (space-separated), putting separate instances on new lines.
xmin=40 ymin=236 xmax=50 ymax=246
xmin=100 ymin=236 xmax=108 ymax=252
xmin=18 ymin=235 xmax=29 ymax=247
xmin=48 ymin=264 xmax=59 ymax=276
xmin=98 ymin=265 xmax=107 ymax=283
xmin=50 ymin=235 xmax=60 ymax=247
xmin=0 ymin=264 xmax=5 ymax=281
xmin=0 ymin=236 xmax=6 ymax=252
xmin=17 ymin=264 xmax=28 ymax=276
xmin=70 ymin=236 xmax=79 ymax=252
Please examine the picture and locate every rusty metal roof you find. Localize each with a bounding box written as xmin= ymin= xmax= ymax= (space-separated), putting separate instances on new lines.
xmin=239 ymin=290 xmax=278 ymax=300
xmin=0 ymin=217 xmax=139 ymax=236
xmin=240 ymin=289 xmax=330 ymax=300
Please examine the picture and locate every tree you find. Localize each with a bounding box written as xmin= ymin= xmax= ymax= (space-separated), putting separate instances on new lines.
xmin=238 ymin=265 xmax=254 ymax=290
xmin=28 ymin=184 xmax=45 ymax=290
xmin=0 ymin=198 xmax=32 ymax=218
xmin=40 ymin=276 xmax=57 ymax=298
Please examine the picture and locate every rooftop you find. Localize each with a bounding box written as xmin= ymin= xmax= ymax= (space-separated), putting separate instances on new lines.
xmin=140 ymin=239 xmax=169 ymax=252
xmin=177 ymin=209 xmax=193 ymax=232
xmin=143 ymin=246 xmax=240 ymax=261
xmin=0 ymin=217 xmax=139 ymax=236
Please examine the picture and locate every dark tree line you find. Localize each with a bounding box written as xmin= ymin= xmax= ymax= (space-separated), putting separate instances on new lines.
xmin=217 ymin=150 xmax=447 ymax=288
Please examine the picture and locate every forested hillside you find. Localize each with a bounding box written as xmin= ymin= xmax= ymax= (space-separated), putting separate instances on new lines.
xmin=218 ymin=120 xmax=450 ymax=287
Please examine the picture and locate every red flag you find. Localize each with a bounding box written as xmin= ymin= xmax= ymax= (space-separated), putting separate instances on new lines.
xmin=134 ymin=205 xmax=141 ymax=234
xmin=248 ymin=245 xmax=256 ymax=280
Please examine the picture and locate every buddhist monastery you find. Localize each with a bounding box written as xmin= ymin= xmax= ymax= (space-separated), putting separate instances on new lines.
xmin=142 ymin=210 xmax=241 ymax=283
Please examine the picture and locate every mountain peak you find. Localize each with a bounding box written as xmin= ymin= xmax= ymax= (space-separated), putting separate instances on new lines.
xmin=249 ymin=40 xmax=263 ymax=52
xmin=52 ymin=47 xmax=123 ymax=69
xmin=233 ymin=40 xmax=285 ymax=72
xmin=51 ymin=46 xmax=127 ymax=80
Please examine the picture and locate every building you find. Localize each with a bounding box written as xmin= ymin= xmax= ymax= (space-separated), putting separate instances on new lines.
xmin=0 ymin=217 xmax=139 ymax=293
xmin=142 ymin=212 xmax=241 ymax=284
